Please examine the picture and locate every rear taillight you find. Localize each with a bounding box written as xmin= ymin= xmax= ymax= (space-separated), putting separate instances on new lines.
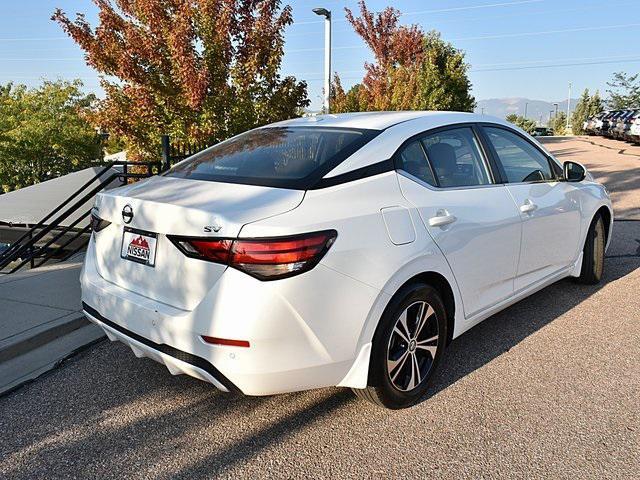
xmin=89 ymin=210 xmax=111 ymax=232
xmin=169 ymin=230 xmax=337 ymax=280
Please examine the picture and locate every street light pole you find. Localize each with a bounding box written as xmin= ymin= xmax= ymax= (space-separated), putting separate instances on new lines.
xmin=313 ymin=7 xmax=332 ymax=113
xmin=524 ymin=102 xmax=528 ymax=119
xmin=566 ymin=82 xmax=572 ymax=130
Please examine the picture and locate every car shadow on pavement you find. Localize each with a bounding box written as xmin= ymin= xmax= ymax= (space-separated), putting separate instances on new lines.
xmin=426 ymin=255 xmax=638 ymax=401
xmin=0 ymin=336 xmax=355 ymax=479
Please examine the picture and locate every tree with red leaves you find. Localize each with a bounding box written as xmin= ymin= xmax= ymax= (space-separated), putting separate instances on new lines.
xmin=53 ymin=0 xmax=309 ymax=160
xmin=332 ymin=1 xmax=475 ymax=113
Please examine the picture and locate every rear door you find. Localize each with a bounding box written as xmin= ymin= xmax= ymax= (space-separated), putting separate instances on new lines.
xmin=480 ymin=125 xmax=582 ymax=291
xmin=396 ymin=125 xmax=522 ymax=318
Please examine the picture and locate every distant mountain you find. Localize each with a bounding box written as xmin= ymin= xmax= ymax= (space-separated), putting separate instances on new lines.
xmin=475 ymin=97 xmax=580 ymax=123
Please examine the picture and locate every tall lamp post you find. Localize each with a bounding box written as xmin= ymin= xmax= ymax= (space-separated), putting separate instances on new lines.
xmin=313 ymin=7 xmax=332 ymax=113
xmin=566 ymin=82 xmax=572 ymax=130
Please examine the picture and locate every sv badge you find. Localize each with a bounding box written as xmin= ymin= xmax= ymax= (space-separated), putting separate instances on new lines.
xmin=204 ymin=220 xmax=223 ymax=233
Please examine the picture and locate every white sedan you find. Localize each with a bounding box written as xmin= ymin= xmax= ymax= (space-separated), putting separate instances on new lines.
xmin=83 ymin=111 xmax=612 ymax=409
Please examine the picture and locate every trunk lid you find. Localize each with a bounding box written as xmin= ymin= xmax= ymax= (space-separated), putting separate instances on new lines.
xmin=91 ymin=176 xmax=304 ymax=310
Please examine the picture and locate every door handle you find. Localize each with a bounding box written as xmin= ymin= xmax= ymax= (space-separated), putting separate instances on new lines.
xmin=429 ymin=211 xmax=457 ymax=228
xmin=520 ymin=200 xmax=538 ymax=214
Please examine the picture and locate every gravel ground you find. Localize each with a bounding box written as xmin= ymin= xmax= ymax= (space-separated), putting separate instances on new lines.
xmin=1 ymin=137 xmax=638 ymax=479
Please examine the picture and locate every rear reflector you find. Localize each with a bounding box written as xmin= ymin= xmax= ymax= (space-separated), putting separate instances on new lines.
xmin=169 ymin=230 xmax=337 ymax=280
xmin=201 ymin=336 xmax=250 ymax=348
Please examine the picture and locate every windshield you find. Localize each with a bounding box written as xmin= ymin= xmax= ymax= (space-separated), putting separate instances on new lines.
xmin=165 ymin=127 xmax=379 ymax=189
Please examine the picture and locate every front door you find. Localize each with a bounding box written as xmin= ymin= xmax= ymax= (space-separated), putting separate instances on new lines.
xmin=481 ymin=126 xmax=582 ymax=291
xmin=396 ymin=126 xmax=522 ymax=318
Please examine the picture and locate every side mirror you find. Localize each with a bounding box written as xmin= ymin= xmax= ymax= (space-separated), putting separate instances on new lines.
xmin=563 ymin=161 xmax=586 ymax=182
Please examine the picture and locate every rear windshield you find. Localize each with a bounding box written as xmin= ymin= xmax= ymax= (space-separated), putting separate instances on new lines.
xmin=165 ymin=127 xmax=379 ymax=189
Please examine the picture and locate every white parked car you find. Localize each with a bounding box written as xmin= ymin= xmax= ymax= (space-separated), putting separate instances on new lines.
xmin=83 ymin=112 xmax=612 ymax=409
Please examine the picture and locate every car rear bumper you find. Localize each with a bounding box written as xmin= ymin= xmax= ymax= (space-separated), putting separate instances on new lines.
xmin=80 ymin=236 xmax=380 ymax=395
xmin=83 ymin=302 xmax=239 ymax=393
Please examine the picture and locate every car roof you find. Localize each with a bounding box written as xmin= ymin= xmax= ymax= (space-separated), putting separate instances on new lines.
xmin=269 ymin=111 xmax=484 ymax=130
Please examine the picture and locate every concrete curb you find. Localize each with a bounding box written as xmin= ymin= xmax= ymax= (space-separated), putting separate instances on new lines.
xmin=0 ymin=315 xmax=90 ymax=362
xmin=0 ymin=315 xmax=105 ymax=396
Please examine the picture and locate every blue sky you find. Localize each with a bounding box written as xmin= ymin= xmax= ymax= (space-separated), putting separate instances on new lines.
xmin=1 ymin=0 xmax=639 ymax=110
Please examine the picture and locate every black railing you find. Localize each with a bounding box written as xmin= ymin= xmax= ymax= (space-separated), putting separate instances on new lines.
xmin=161 ymin=134 xmax=214 ymax=169
xmin=0 ymin=132 xmax=213 ymax=274
xmin=0 ymin=160 xmax=158 ymax=274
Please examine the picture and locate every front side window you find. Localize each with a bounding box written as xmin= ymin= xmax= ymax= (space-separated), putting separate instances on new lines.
xmin=421 ymin=128 xmax=492 ymax=188
xmin=484 ymin=127 xmax=555 ymax=183
xmin=165 ymin=127 xmax=377 ymax=189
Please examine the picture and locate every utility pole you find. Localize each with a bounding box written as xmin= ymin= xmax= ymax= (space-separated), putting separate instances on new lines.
xmin=553 ymin=103 xmax=559 ymax=118
xmin=313 ymin=7 xmax=332 ymax=113
xmin=524 ymin=102 xmax=528 ymax=119
xmin=566 ymin=82 xmax=572 ymax=130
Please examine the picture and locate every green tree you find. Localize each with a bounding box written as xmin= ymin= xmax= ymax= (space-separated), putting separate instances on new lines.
xmin=551 ymin=111 xmax=567 ymax=136
xmin=606 ymin=72 xmax=640 ymax=109
xmin=53 ymin=0 xmax=309 ymax=160
xmin=571 ymin=89 xmax=590 ymax=135
xmin=331 ymin=1 xmax=474 ymax=113
xmin=414 ymin=31 xmax=475 ymax=112
xmin=331 ymin=77 xmax=365 ymax=113
xmin=506 ymin=113 xmax=537 ymax=134
xmin=571 ymin=89 xmax=604 ymax=135
xmin=588 ymin=90 xmax=604 ymax=116
xmin=0 ymin=80 xmax=101 ymax=193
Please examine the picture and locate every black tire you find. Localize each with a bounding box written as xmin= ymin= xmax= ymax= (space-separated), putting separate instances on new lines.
xmin=352 ymin=282 xmax=447 ymax=409
xmin=575 ymin=214 xmax=606 ymax=285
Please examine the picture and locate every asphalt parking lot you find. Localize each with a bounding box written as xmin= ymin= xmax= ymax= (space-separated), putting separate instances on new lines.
xmin=1 ymin=136 xmax=638 ymax=479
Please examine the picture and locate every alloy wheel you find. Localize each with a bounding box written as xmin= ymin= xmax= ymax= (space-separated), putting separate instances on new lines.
xmin=386 ymin=301 xmax=439 ymax=392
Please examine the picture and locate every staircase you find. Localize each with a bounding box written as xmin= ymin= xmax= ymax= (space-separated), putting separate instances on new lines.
xmin=0 ymin=161 xmax=159 ymax=395
xmin=0 ymin=161 xmax=158 ymax=274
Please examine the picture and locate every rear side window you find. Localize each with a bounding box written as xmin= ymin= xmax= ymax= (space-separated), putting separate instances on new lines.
xmin=165 ymin=127 xmax=378 ymax=189
xmin=484 ymin=127 xmax=555 ymax=183
xmin=397 ymin=140 xmax=437 ymax=186
xmin=421 ymin=128 xmax=492 ymax=188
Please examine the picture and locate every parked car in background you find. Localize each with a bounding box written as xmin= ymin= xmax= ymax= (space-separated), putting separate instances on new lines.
xmin=586 ymin=111 xmax=606 ymax=135
xmin=629 ymin=111 xmax=640 ymax=143
xmin=532 ymin=127 xmax=553 ymax=137
xmin=596 ymin=111 xmax=612 ymax=136
xmin=592 ymin=111 xmax=609 ymax=136
xmin=622 ymin=109 xmax=640 ymax=142
xmin=82 ymin=111 xmax=613 ymax=409
xmin=613 ymin=109 xmax=634 ymax=140
xmin=604 ymin=110 xmax=626 ymax=138
xmin=583 ymin=109 xmax=639 ymax=142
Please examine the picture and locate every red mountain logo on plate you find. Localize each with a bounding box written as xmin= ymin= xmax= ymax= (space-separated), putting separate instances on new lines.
xmin=127 ymin=235 xmax=151 ymax=261
xmin=130 ymin=235 xmax=149 ymax=250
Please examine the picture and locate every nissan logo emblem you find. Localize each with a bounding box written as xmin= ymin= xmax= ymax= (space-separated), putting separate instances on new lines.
xmin=122 ymin=204 xmax=134 ymax=224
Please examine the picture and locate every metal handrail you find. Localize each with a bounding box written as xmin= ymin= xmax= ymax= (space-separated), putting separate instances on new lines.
xmin=8 ymin=210 xmax=91 ymax=273
xmin=1 ymin=162 xmax=118 ymax=260
xmin=0 ymin=161 xmax=159 ymax=273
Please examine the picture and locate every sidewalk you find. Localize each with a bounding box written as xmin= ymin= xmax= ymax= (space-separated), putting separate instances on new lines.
xmin=0 ymin=254 xmax=103 ymax=394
